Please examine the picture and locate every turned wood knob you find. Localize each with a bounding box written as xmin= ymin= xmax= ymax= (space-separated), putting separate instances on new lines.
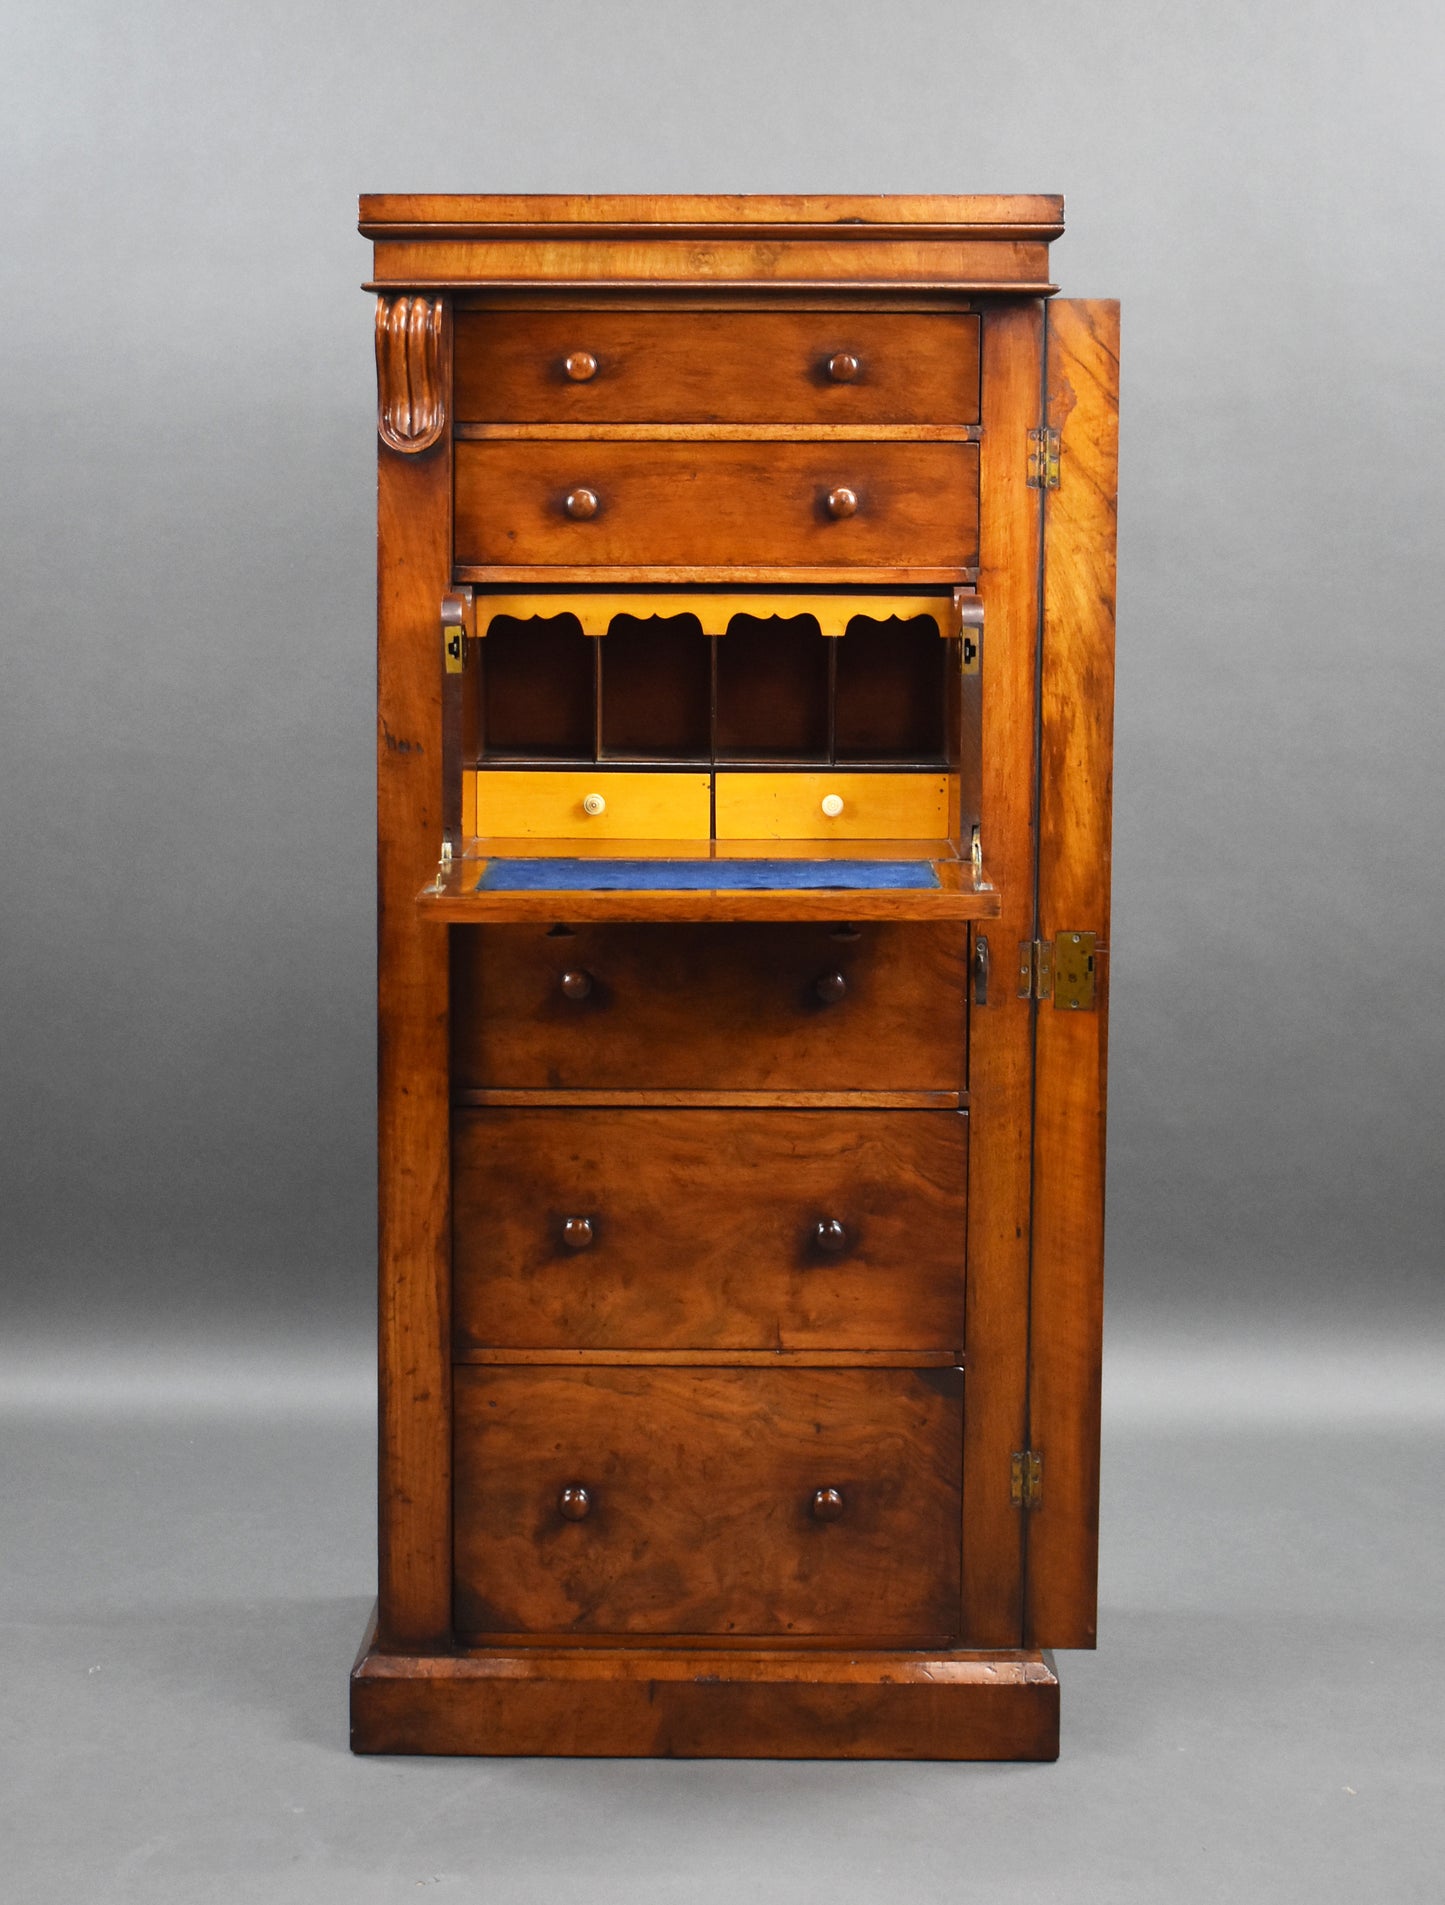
xmin=564 ymin=487 xmax=599 ymax=519
xmin=564 ymin=351 xmax=598 ymax=381
xmin=559 ymin=969 xmax=593 ymax=1000
xmin=825 ymin=487 xmax=858 ymax=519
xmin=827 ymin=352 xmax=861 ymax=382
xmin=820 ymin=793 xmax=845 ymax=819
xmin=561 ymin=1217 xmax=594 ymax=1249
xmin=558 ymin=1485 xmax=592 ymax=1520
xmin=581 ymin=792 xmax=607 ymax=816
xmin=811 ymin=1487 xmax=845 ymax=1522
xmin=813 ymin=1218 xmax=849 ymax=1255
xmin=813 ymin=970 xmax=847 ymax=1005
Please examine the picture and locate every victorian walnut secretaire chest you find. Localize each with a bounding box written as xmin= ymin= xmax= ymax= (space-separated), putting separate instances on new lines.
xmin=349 ymin=195 xmax=1118 ymax=1761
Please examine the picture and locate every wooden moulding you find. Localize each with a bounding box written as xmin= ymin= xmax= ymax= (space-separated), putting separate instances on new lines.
xmin=351 ymin=1613 xmax=1060 ymax=1760
xmin=360 ymin=197 xmax=1062 ymax=295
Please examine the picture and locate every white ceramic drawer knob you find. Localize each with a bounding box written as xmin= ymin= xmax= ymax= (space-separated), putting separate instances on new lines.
xmin=821 ymin=793 xmax=845 ymax=818
xmin=582 ymin=792 xmax=607 ymax=816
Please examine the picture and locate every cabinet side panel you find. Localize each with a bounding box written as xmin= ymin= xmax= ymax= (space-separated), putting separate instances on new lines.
xmin=377 ymin=427 xmax=453 ymax=1648
xmin=963 ymin=302 xmax=1045 ymax=1645
xmin=1028 ymin=298 xmax=1119 ymax=1648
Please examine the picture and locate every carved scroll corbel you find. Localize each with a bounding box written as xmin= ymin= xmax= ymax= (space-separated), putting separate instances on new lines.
xmin=374 ymin=295 xmax=445 ymax=453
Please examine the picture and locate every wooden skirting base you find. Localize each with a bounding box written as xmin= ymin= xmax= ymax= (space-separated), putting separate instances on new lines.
xmin=350 ymin=1611 xmax=1059 ymax=1760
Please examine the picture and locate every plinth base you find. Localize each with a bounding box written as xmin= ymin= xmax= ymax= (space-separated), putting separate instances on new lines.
xmin=350 ymin=1610 xmax=1059 ymax=1760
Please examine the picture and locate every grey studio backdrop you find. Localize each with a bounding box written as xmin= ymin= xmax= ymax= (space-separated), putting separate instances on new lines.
xmin=3 ymin=2 xmax=1443 ymax=1901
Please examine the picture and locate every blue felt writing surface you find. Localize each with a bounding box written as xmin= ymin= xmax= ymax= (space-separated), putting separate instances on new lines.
xmin=477 ymin=858 xmax=941 ymax=892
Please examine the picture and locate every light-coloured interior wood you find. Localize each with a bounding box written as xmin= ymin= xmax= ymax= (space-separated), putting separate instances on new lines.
xmin=472 ymin=589 xmax=963 ymax=639
xmin=472 ymin=769 xmax=712 ymax=840
xmin=714 ymin=771 xmax=949 ymax=840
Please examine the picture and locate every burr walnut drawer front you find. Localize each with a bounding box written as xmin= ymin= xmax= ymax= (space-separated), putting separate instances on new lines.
xmin=450 ymin=922 xmax=967 ymax=1092
xmin=452 ymin=310 xmax=982 ymax=425
xmin=453 ymin=1365 xmax=964 ymax=1640
xmin=453 ymin=440 xmax=979 ymax=571
xmin=452 ymin=1108 xmax=967 ymax=1352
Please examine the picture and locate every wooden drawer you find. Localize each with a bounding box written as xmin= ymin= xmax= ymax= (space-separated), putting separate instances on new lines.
xmin=474 ymin=769 xmax=711 ymax=840
xmin=453 ymin=1365 xmax=963 ymax=1638
xmin=714 ymin=771 xmax=949 ymax=840
xmin=452 ymin=1108 xmax=966 ymax=1351
xmin=454 ymin=440 xmax=979 ymax=571
xmin=453 ymin=310 xmax=981 ymax=424
xmin=451 ymin=922 xmax=967 ymax=1092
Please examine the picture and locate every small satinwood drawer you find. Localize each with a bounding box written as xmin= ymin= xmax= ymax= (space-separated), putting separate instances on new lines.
xmin=453 ymin=1365 xmax=964 ymax=1639
xmin=450 ymin=922 xmax=967 ymax=1092
xmin=452 ymin=1108 xmax=966 ymax=1351
xmin=714 ymin=771 xmax=949 ymax=840
xmin=472 ymin=769 xmax=711 ymax=840
xmin=453 ymin=440 xmax=979 ymax=571
xmin=452 ymin=310 xmax=982 ymax=425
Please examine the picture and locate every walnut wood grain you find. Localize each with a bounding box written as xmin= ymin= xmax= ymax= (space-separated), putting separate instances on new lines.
xmin=1026 ymin=299 xmax=1119 ymax=1651
xmin=451 ymin=1108 xmax=966 ymax=1351
xmin=453 ymin=310 xmax=980 ymax=424
xmin=454 ymin=1348 xmax=963 ymax=1367
xmin=360 ymin=192 xmax=1065 ymax=232
xmin=375 ymin=411 xmax=451 ymax=1647
xmin=351 ymin=1614 xmax=1061 ymax=1759
xmin=454 ymin=423 xmax=982 ymax=441
xmin=366 ymin=237 xmax=1057 ymax=293
xmin=454 ymin=565 xmax=976 ymax=586
xmin=454 ymin=440 xmax=979 ymax=571
xmin=450 ymin=922 xmax=967 ymax=1092
xmin=961 ymin=302 xmax=1047 ymax=1647
xmin=452 ymin=1365 xmax=963 ymax=1639
xmin=374 ymin=295 xmax=445 ymax=453
xmin=453 ymin=1089 xmax=964 ymax=1109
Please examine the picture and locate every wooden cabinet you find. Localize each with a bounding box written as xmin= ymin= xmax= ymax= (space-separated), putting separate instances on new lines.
xmin=351 ymin=195 xmax=1118 ymax=1761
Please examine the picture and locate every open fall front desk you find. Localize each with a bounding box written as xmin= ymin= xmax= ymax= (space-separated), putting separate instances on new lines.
xmin=355 ymin=192 xmax=1117 ymax=1761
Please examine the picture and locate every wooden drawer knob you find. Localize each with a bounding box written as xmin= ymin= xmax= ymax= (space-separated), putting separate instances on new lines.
xmin=559 ymin=969 xmax=593 ymax=1000
xmin=820 ymin=793 xmax=845 ymax=819
xmin=564 ymin=351 xmax=598 ymax=382
xmin=558 ymin=1485 xmax=592 ymax=1520
xmin=561 ymin=1216 xmax=595 ymax=1249
xmin=581 ymin=792 xmax=607 ymax=816
xmin=827 ymin=352 xmax=861 ymax=382
xmin=813 ymin=1218 xmax=849 ymax=1254
xmin=825 ymin=487 xmax=858 ymax=519
xmin=811 ymin=1487 xmax=845 ymax=1522
xmin=564 ymin=487 xmax=600 ymax=519
xmin=813 ymin=970 xmax=847 ymax=1005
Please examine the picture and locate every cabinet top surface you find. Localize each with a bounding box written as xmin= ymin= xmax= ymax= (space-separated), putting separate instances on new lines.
xmin=359 ymin=193 xmax=1065 ymax=236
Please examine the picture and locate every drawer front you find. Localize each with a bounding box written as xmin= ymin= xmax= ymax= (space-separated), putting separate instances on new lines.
xmin=714 ymin=771 xmax=949 ymax=840
xmin=453 ymin=310 xmax=981 ymax=425
xmin=473 ymin=769 xmax=711 ymax=840
xmin=453 ymin=1108 xmax=967 ymax=1351
xmin=454 ymin=440 xmax=979 ymax=570
xmin=451 ymin=922 xmax=967 ymax=1092
xmin=453 ymin=1365 xmax=963 ymax=1638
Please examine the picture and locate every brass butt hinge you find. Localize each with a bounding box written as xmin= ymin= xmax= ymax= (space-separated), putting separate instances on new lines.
xmin=1027 ymin=426 xmax=1061 ymax=490
xmin=1011 ymin=1449 xmax=1043 ymax=1510
xmin=441 ymin=586 xmax=476 ymax=673
xmin=1017 ymin=932 xmax=1098 ymax=1009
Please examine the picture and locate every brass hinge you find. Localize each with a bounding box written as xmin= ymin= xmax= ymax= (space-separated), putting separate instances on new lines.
xmin=1011 ymin=1449 xmax=1043 ymax=1510
xmin=1017 ymin=932 xmax=1097 ymax=1009
xmin=1027 ymin=426 xmax=1060 ymax=490
xmin=441 ymin=586 xmax=476 ymax=674
xmin=1017 ymin=938 xmax=1054 ymax=1001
